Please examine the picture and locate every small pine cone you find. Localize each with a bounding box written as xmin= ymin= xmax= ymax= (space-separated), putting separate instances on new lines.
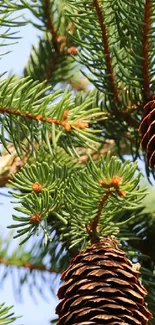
xmin=56 ymin=237 xmax=152 ymax=325
xmin=139 ymin=99 xmax=155 ymax=167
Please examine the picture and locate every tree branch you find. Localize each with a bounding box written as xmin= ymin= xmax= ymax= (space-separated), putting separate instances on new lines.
xmin=90 ymin=191 xmax=111 ymax=231
xmin=92 ymin=0 xmax=120 ymax=103
xmin=0 ymin=257 xmax=60 ymax=274
xmin=88 ymin=176 xmax=125 ymax=235
xmin=142 ymin=0 xmax=152 ymax=100
xmin=44 ymin=0 xmax=59 ymax=53
xmin=43 ymin=0 xmax=83 ymax=90
xmin=0 ymin=107 xmax=88 ymax=132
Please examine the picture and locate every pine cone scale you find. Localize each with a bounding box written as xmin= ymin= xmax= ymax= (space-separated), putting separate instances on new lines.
xmin=113 ymin=267 xmax=139 ymax=280
xmin=147 ymin=132 xmax=155 ymax=152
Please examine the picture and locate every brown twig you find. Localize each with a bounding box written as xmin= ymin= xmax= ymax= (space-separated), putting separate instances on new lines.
xmin=44 ymin=0 xmax=59 ymax=53
xmin=90 ymin=191 xmax=111 ymax=231
xmin=0 ymin=107 xmax=88 ymax=132
xmin=88 ymin=175 xmax=126 ymax=235
xmin=43 ymin=0 xmax=81 ymax=90
xmin=43 ymin=1 xmax=63 ymax=81
xmin=92 ymin=1 xmax=139 ymax=127
xmin=92 ymin=0 xmax=120 ymax=103
xmin=0 ymin=257 xmax=59 ymax=274
xmin=142 ymin=0 xmax=152 ymax=100
xmin=115 ymin=110 xmax=139 ymax=128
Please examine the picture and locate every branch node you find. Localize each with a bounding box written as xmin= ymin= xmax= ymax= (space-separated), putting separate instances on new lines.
xmin=32 ymin=182 xmax=43 ymax=193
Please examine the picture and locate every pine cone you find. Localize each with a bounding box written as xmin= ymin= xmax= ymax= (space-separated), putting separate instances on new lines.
xmin=56 ymin=237 xmax=152 ymax=325
xmin=139 ymin=99 xmax=155 ymax=168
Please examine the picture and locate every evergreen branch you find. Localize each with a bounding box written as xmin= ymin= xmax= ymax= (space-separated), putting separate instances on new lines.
xmin=0 ymin=1 xmax=26 ymax=58
xmin=0 ymin=106 xmax=86 ymax=131
xmin=0 ymin=192 xmax=12 ymax=197
xmin=61 ymin=156 xmax=146 ymax=249
xmin=42 ymin=0 xmax=63 ymax=81
xmin=0 ymin=231 xmax=68 ymax=299
xmin=113 ymin=0 xmax=155 ymax=102
xmin=44 ymin=0 xmax=59 ymax=52
xmin=90 ymin=175 xmax=126 ymax=234
xmin=23 ymin=0 xmax=82 ymax=90
xmin=0 ymin=144 xmax=80 ymax=188
xmin=65 ymin=0 xmax=140 ymax=137
xmin=9 ymin=161 xmax=65 ymax=193
xmin=7 ymin=156 xmax=146 ymax=247
xmin=92 ymin=0 xmax=120 ymax=103
xmin=0 ymin=303 xmax=19 ymax=324
xmin=142 ymin=0 xmax=151 ymax=100
xmin=0 ymin=77 xmax=102 ymax=156
xmin=0 ymin=1 xmax=25 ymax=27
xmin=7 ymin=161 xmax=68 ymax=243
xmin=0 ymin=257 xmax=59 ymax=274
xmin=88 ymin=190 xmax=111 ymax=234
xmin=24 ymin=35 xmax=78 ymax=86
xmin=1 ymin=1 xmax=155 ymax=322
xmin=66 ymin=0 xmax=122 ymax=96
xmin=75 ymin=88 xmax=140 ymax=159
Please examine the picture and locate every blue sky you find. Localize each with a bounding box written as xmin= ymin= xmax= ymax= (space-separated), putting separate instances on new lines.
xmin=0 ymin=17 xmax=59 ymax=325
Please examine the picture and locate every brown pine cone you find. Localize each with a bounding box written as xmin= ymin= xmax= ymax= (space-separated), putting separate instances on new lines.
xmin=56 ymin=237 xmax=152 ymax=324
xmin=139 ymin=99 xmax=155 ymax=167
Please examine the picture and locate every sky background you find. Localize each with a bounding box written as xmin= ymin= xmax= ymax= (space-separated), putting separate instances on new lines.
xmin=0 ymin=10 xmax=59 ymax=325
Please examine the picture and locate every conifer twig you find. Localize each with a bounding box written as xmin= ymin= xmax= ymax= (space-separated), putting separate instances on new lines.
xmin=91 ymin=1 xmax=139 ymax=129
xmin=0 ymin=257 xmax=60 ymax=274
xmin=92 ymin=0 xmax=120 ymax=103
xmin=44 ymin=0 xmax=59 ymax=53
xmin=90 ymin=190 xmax=111 ymax=232
xmin=88 ymin=176 xmax=126 ymax=234
xmin=142 ymin=0 xmax=151 ymax=100
xmin=42 ymin=0 xmax=85 ymax=90
xmin=43 ymin=0 xmax=61 ymax=81
xmin=0 ymin=107 xmax=88 ymax=131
